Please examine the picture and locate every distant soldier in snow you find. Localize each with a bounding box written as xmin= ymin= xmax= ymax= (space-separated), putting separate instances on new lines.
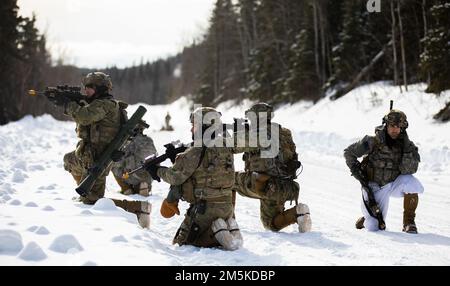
xmin=164 ymin=112 xmax=174 ymax=131
xmin=145 ymin=107 xmax=243 ymax=250
xmin=344 ymin=109 xmax=423 ymax=233
xmin=62 ymin=72 xmax=151 ymax=228
xmin=233 ymin=103 xmax=312 ymax=233
xmin=112 ymin=123 xmax=156 ymax=197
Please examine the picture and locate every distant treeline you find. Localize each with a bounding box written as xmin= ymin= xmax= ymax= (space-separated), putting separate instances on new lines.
xmin=1 ymin=0 xmax=449 ymax=125
xmin=192 ymin=0 xmax=450 ymax=105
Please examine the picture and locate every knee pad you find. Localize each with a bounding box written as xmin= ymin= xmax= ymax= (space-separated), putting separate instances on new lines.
xmin=296 ymin=203 xmax=312 ymax=233
xmin=211 ymin=218 xmax=241 ymax=251
xmin=226 ymin=217 xmax=243 ymax=248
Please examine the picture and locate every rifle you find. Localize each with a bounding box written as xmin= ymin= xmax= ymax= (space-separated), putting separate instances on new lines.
xmin=353 ymin=168 xmax=386 ymax=230
xmin=122 ymin=141 xmax=190 ymax=181
xmin=28 ymin=85 xmax=85 ymax=105
xmin=76 ymin=105 xmax=148 ymax=196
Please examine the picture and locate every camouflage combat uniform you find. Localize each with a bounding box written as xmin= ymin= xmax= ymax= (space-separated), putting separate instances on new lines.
xmin=233 ymin=103 xmax=311 ymax=233
xmin=111 ymin=132 xmax=156 ymax=195
xmin=157 ymin=144 xmax=236 ymax=247
xmin=63 ymin=72 xmax=151 ymax=228
xmin=63 ymin=94 xmax=122 ymax=204
xmin=344 ymin=109 xmax=423 ymax=233
xmin=234 ymin=125 xmax=304 ymax=231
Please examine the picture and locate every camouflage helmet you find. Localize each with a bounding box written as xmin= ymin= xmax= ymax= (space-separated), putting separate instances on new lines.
xmin=245 ymin=102 xmax=274 ymax=119
xmin=383 ymin=109 xmax=408 ymax=129
xmin=82 ymin=72 xmax=113 ymax=91
xmin=190 ymin=106 xmax=222 ymax=126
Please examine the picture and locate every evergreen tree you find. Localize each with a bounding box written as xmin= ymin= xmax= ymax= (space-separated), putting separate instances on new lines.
xmin=420 ymin=1 xmax=450 ymax=93
xmin=330 ymin=0 xmax=367 ymax=85
xmin=0 ymin=0 xmax=21 ymax=124
xmin=282 ymin=4 xmax=320 ymax=102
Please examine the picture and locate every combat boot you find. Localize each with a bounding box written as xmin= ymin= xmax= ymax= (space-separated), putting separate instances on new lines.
xmin=113 ymin=174 xmax=133 ymax=195
xmin=212 ymin=218 xmax=240 ymax=251
xmin=137 ymin=201 xmax=152 ymax=229
xmin=355 ymin=217 xmax=365 ymax=229
xmin=403 ymin=193 xmax=418 ymax=234
xmin=112 ymin=199 xmax=152 ymax=229
xmin=137 ymin=182 xmax=151 ymax=197
xmin=272 ymin=206 xmax=297 ymax=231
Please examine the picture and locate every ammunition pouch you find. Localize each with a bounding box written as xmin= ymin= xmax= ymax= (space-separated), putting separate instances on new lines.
xmin=185 ymin=222 xmax=201 ymax=244
xmin=75 ymin=141 xmax=95 ymax=169
xmin=181 ymin=178 xmax=195 ymax=203
xmin=188 ymin=200 xmax=207 ymax=216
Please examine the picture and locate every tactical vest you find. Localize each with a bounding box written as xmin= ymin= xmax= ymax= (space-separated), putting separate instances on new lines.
xmin=75 ymin=98 xmax=123 ymax=159
xmin=244 ymin=125 xmax=299 ymax=178
xmin=182 ymin=146 xmax=235 ymax=204
xmin=362 ymin=131 xmax=403 ymax=187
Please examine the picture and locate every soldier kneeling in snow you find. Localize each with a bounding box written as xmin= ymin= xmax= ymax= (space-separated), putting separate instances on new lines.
xmin=233 ymin=103 xmax=312 ymax=233
xmin=344 ymin=109 xmax=424 ymax=233
xmin=112 ymin=123 xmax=156 ymax=197
xmin=63 ymin=72 xmax=151 ymax=229
xmin=145 ymin=107 xmax=243 ymax=250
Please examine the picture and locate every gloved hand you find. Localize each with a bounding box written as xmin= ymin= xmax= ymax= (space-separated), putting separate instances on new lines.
xmin=111 ymin=150 xmax=125 ymax=162
xmin=145 ymin=164 xmax=161 ymax=182
xmin=165 ymin=144 xmax=177 ymax=163
xmin=160 ymin=199 xmax=180 ymax=218
xmin=350 ymin=161 xmax=366 ymax=183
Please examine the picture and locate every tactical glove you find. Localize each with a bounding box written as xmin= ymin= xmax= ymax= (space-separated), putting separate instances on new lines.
xmin=164 ymin=144 xmax=177 ymax=163
xmin=145 ymin=164 xmax=162 ymax=182
xmin=350 ymin=161 xmax=366 ymax=183
xmin=160 ymin=199 xmax=180 ymax=218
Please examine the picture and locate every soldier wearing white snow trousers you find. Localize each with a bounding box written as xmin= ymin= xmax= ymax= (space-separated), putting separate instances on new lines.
xmin=344 ymin=109 xmax=424 ymax=233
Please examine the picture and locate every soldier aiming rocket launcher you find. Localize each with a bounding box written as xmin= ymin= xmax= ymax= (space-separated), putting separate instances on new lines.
xmin=122 ymin=141 xmax=190 ymax=182
xmin=76 ymin=106 xmax=149 ymax=197
xmin=28 ymin=85 xmax=85 ymax=105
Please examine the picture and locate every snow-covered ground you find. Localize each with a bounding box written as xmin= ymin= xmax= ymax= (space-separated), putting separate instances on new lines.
xmin=1 ymin=82 xmax=450 ymax=265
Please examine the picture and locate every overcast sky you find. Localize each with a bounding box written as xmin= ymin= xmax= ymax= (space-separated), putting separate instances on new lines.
xmin=17 ymin=0 xmax=215 ymax=69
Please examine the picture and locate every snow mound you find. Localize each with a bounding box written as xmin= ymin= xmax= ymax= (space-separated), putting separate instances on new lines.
xmin=111 ymin=235 xmax=128 ymax=243
xmin=80 ymin=210 xmax=93 ymax=216
xmin=38 ymin=184 xmax=56 ymax=190
xmin=25 ymin=202 xmax=38 ymax=207
xmin=2 ymin=194 xmax=12 ymax=201
xmin=12 ymin=170 xmax=26 ymax=183
xmin=12 ymin=161 xmax=27 ymax=171
xmin=49 ymin=234 xmax=84 ymax=253
xmin=27 ymin=226 xmax=38 ymax=232
xmin=42 ymin=205 xmax=55 ymax=211
xmin=9 ymin=199 xmax=21 ymax=206
xmin=29 ymin=165 xmax=45 ymax=171
xmin=0 ymin=230 xmax=23 ymax=255
xmin=91 ymin=198 xmax=117 ymax=211
xmin=18 ymin=242 xmax=47 ymax=261
xmin=35 ymin=226 xmax=50 ymax=235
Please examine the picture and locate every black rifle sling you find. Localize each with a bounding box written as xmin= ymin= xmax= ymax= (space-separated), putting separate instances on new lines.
xmin=184 ymin=146 xmax=207 ymax=244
